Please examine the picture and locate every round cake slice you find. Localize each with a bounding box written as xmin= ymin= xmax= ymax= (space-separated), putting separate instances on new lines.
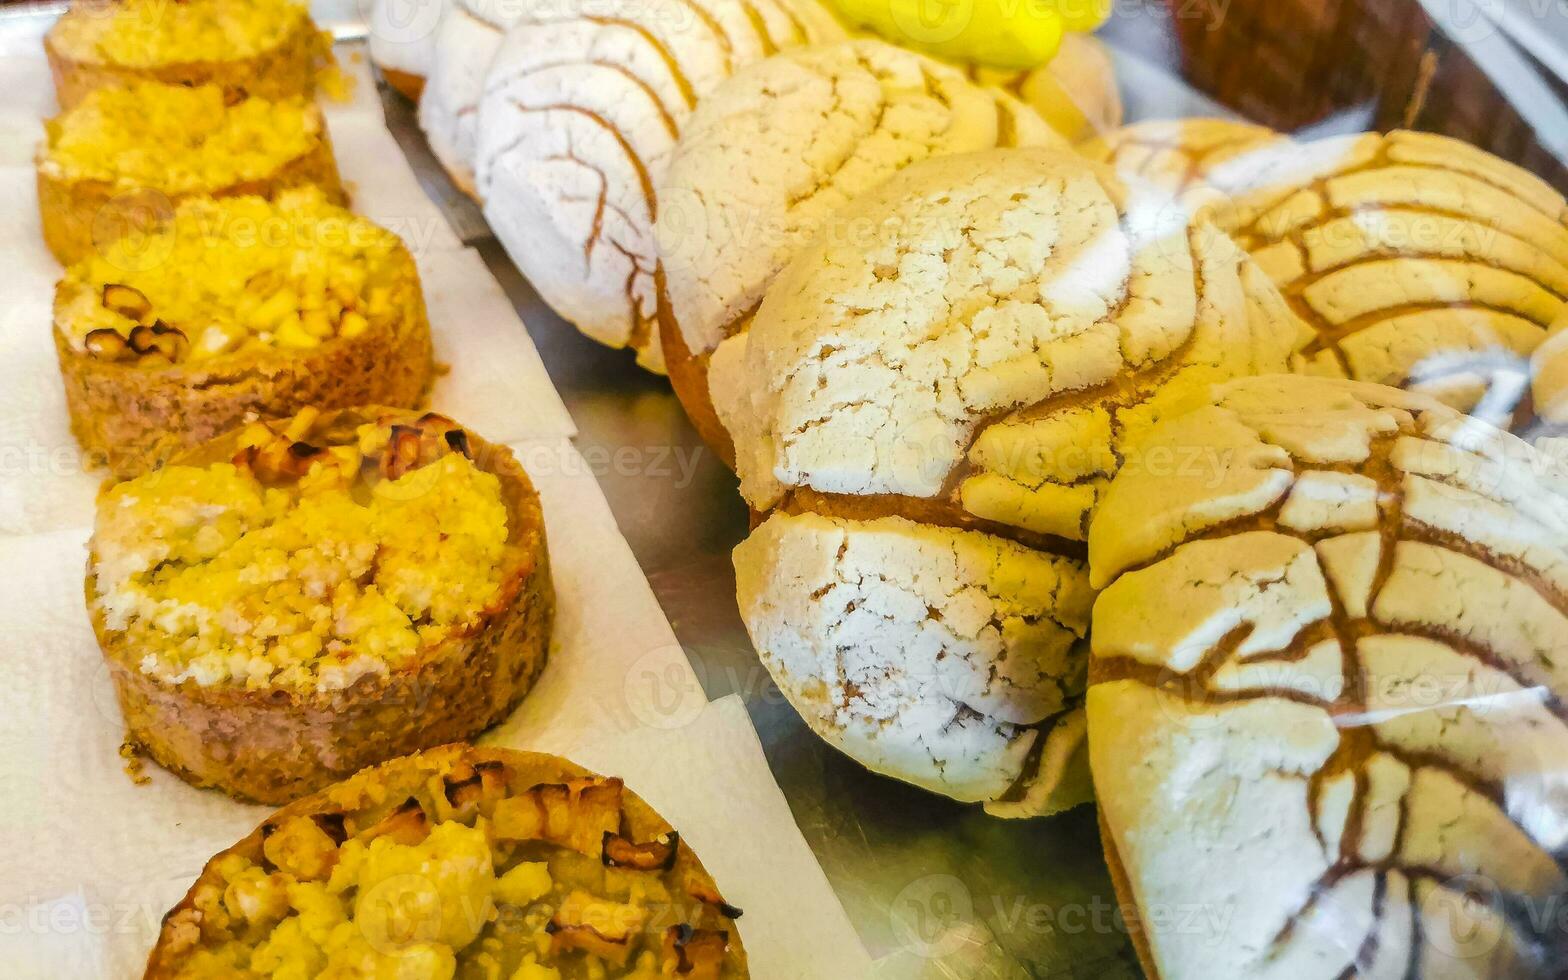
xmin=89 ymin=408 xmax=554 ymax=805
xmin=37 ymin=81 xmax=345 ymax=266
xmin=44 ymin=0 xmax=329 ymax=109
xmin=54 ymin=188 xmax=432 ymax=479
xmin=144 ymin=744 xmax=746 ymax=978
xmin=1087 ymin=374 xmax=1568 ymax=979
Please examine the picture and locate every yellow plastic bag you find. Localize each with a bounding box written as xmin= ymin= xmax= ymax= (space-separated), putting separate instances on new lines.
xmin=832 ymin=0 xmax=1110 ymax=70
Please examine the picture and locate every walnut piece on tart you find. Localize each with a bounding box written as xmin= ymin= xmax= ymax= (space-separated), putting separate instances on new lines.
xmin=144 ymin=744 xmax=747 ymax=978
xmin=88 ymin=408 xmax=553 ymax=804
xmin=54 ymin=189 xmax=432 ymax=478
xmin=1087 ymin=374 xmax=1568 ymax=980
xmin=37 ymin=81 xmax=345 ymax=266
xmin=45 ymin=0 xmax=329 ymax=109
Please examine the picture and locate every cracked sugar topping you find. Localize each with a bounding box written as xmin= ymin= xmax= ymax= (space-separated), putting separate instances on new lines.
xmin=657 ymin=38 xmax=1062 ymax=360
xmin=719 ymin=146 xmax=1311 ymax=537
xmin=48 ymin=0 xmax=312 ymax=66
xmin=1213 ymin=130 xmax=1568 ymax=415
xmin=58 ymin=190 xmax=412 ymax=363
xmin=1087 ymin=374 xmax=1568 ymax=980
xmin=90 ymin=412 xmax=510 ymax=692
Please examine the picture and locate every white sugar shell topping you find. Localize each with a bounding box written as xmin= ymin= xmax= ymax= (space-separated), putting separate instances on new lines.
xmin=734 ymin=510 xmax=1094 ymax=813
xmin=419 ymin=0 xmax=514 ymax=194
xmin=718 ymin=146 xmax=1312 ymax=536
xmin=1088 ymin=374 xmax=1568 ymax=980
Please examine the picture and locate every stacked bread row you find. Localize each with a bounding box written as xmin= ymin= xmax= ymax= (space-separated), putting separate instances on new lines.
xmin=370 ymin=0 xmax=1123 ymax=373
xmin=378 ymin=8 xmax=1568 ymax=978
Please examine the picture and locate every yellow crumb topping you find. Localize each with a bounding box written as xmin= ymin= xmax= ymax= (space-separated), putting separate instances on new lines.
xmin=173 ymin=819 xmax=691 ymax=979
xmin=91 ymin=429 xmax=510 ymax=691
xmin=41 ymin=83 xmax=322 ymax=194
xmin=59 ymin=189 xmax=413 ymax=362
xmin=48 ymin=0 xmax=312 ymax=67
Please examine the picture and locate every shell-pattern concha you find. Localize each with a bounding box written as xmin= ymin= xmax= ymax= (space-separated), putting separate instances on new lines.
xmin=660 ymin=38 xmax=1064 ymax=366
xmin=1087 ymin=374 xmax=1568 ymax=980
xmin=1211 ymin=130 xmax=1568 ymax=423
xmin=657 ymin=38 xmax=1065 ymax=455
xmin=472 ymin=0 xmax=843 ymax=373
xmin=725 ymin=147 xmax=1311 ymax=815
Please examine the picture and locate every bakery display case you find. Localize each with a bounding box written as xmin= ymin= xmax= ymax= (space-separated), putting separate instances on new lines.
xmin=4 ymin=0 xmax=1568 ymax=976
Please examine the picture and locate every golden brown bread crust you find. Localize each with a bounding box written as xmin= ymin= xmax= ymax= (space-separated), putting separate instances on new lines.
xmin=54 ymin=253 xmax=432 ymax=480
xmin=143 ymin=744 xmax=748 ymax=978
xmin=380 ymin=66 xmax=425 ymax=101
xmin=89 ymin=409 xmax=554 ymax=805
xmin=36 ymin=125 xmax=347 ymax=267
xmin=658 ymin=289 xmax=737 ymax=471
xmin=44 ymin=19 xmax=325 ymax=110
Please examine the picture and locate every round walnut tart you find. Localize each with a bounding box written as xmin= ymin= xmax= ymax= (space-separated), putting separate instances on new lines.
xmin=54 ymin=189 xmax=432 ymax=479
xmin=88 ymin=408 xmax=554 ymax=805
xmin=145 ymin=744 xmax=746 ymax=978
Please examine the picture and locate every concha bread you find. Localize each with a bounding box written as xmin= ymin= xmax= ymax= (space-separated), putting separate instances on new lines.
xmin=971 ymin=32 xmax=1124 ymax=143
xmin=1087 ymin=374 xmax=1568 ymax=980
xmin=725 ymin=147 xmax=1312 ymax=815
xmin=367 ymin=0 xmax=453 ymax=98
xmin=418 ymin=0 xmax=514 ymax=195
xmin=1212 ymin=129 xmax=1568 ymax=422
xmin=657 ymin=38 xmax=1065 ymax=461
xmin=474 ymin=0 xmax=844 ymax=373
xmin=1080 ymin=117 xmax=1282 ymax=203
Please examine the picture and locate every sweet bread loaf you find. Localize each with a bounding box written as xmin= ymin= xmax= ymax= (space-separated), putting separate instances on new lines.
xmin=723 ymin=147 xmax=1310 ymax=815
xmin=1214 ymin=130 xmax=1568 ymax=422
xmin=368 ymin=0 xmax=453 ymax=99
xmin=37 ymin=82 xmax=344 ymax=266
xmin=1087 ymin=374 xmax=1568 ymax=979
xmin=657 ymin=39 xmax=1064 ymax=463
xmin=473 ymin=0 xmax=844 ymax=372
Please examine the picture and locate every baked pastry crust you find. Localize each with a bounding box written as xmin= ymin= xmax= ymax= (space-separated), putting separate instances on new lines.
xmin=1088 ymin=375 xmax=1568 ymax=979
xmin=89 ymin=408 xmax=554 ymax=805
xmin=44 ymin=0 xmax=327 ymax=109
xmin=37 ymin=84 xmax=345 ymax=266
xmin=54 ymin=191 xmax=432 ymax=478
xmin=656 ymin=39 xmax=1063 ymax=466
xmin=722 ymin=147 xmax=1311 ymax=815
xmin=144 ymin=744 xmax=746 ymax=978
